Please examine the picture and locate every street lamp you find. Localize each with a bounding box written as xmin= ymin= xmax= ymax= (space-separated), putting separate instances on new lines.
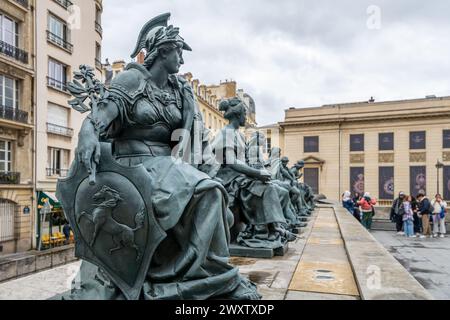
xmin=436 ymin=160 xmax=444 ymax=195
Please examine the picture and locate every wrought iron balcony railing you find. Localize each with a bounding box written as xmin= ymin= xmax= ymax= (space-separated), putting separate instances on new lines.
xmin=53 ymin=0 xmax=73 ymax=9
xmin=47 ymin=31 xmax=73 ymax=53
xmin=95 ymin=21 xmax=103 ymax=36
xmin=47 ymin=122 xmax=74 ymax=137
xmin=0 ymin=104 xmax=29 ymax=124
xmin=46 ymin=168 xmax=69 ymax=178
xmin=13 ymin=0 xmax=29 ymax=8
xmin=0 ymin=172 xmax=21 ymax=185
xmin=0 ymin=40 xmax=28 ymax=64
xmin=47 ymin=76 xmax=68 ymax=93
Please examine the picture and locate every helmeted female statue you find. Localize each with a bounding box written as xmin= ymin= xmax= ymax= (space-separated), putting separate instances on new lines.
xmin=64 ymin=13 xmax=260 ymax=300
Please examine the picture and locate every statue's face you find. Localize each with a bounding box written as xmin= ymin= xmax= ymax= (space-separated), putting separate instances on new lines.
xmin=163 ymin=46 xmax=184 ymax=74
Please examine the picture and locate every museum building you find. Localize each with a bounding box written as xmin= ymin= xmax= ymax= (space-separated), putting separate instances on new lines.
xmin=262 ymin=96 xmax=450 ymax=204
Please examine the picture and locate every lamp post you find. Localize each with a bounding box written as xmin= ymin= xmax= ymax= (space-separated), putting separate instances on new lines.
xmin=436 ymin=160 xmax=444 ymax=195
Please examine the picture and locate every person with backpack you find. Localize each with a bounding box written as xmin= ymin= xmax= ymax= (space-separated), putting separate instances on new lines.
xmin=357 ymin=192 xmax=377 ymax=230
xmin=402 ymin=195 xmax=415 ymax=238
xmin=390 ymin=192 xmax=406 ymax=235
xmin=417 ymin=192 xmax=432 ymax=238
xmin=352 ymin=192 xmax=362 ymax=222
xmin=411 ymin=196 xmax=422 ymax=236
xmin=431 ymin=194 xmax=447 ymax=238
xmin=342 ymin=191 xmax=355 ymax=215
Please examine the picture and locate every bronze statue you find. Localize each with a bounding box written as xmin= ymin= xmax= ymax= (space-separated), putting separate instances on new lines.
xmin=57 ymin=13 xmax=260 ymax=300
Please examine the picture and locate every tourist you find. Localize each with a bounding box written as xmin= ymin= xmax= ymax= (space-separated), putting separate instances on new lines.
xmin=63 ymin=221 xmax=71 ymax=245
xmin=402 ymin=196 xmax=415 ymax=238
xmin=411 ymin=196 xmax=422 ymax=236
xmin=357 ymin=192 xmax=377 ymax=230
xmin=417 ymin=193 xmax=432 ymax=238
xmin=342 ymin=191 xmax=354 ymax=215
xmin=431 ymin=194 xmax=447 ymax=238
xmin=352 ymin=192 xmax=362 ymax=222
xmin=390 ymin=192 xmax=406 ymax=235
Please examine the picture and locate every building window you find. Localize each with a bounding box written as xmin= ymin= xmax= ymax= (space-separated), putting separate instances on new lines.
xmin=410 ymin=166 xmax=426 ymax=197
xmin=304 ymin=168 xmax=319 ymax=194
xmin=47 ymin=14 xmax=72 ymax=52
xmin=350 ymin=134 xmax=364 ymax=152
xmin=444 ymin=166 xmax=450 ymax=201
xmin=0 ymin=14 xmax=19 ymax=47
xmin=350 ymin=167 xmax=364 ymax=195
xmin=47 ymin=104 xmax=73 ymax=137
xmin=304 ymin=136 xmax=319 ymax=153
xmin=208 ymin=113 xmax=212 ymax=129
xmin=379 ymin=167 xmax=394 ymax=200
xmin=409 ymin=131 xmax=426 ymax=150
xmin=0 ymin=140 xmax=12 ymax=173
xmin=48 ymin=59 xmax=68 ymax=91
xmin=379 ymin=133 xmax=394 ymax=151
xmin=264 ymin=137 xmax=272 ymax=154
xmin=47 ymin=147 xmax=70 ymax=177
xmin=443 ymin=130 xmax=450 ymax=149
xmin=95 ymin=6 xmax=103 ymax=36
xmin=0 ymin=74 xmax=19 ymax=109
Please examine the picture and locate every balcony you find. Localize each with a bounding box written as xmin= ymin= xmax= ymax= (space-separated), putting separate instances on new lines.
xmin=0 ymin=40 xmax=29 ymax=64
xmin=13 ymin=0 xmax=29 ymax=8
xmin=47 ymin=31 xmax=73 ymax=53
xmin=0 ymin=104 xmax=29 ymax=124
xmin=95 ymin=21 xmax=103 ymax=36
xmin=47 ymin=77 xmax=68 ymax=93
xmin=53 ymin=0 xmax=73 ymax=10
xmin=46 ymin=168 xmax=69 ymax=178
xmin=0 ymin=172 xmax=21 ymax=185
xmin=47 ymin=123 xmax=74 ymax=137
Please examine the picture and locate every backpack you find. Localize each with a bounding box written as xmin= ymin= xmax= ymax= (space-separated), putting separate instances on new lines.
xmin=440 ymin=205 xmax=446 ymax=219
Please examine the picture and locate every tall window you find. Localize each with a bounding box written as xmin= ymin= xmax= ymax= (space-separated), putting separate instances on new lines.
xmin=48 ymin=15 xmax=69 ymax=44
xmin=0 ymin=75 xmax=19 ymax=108
xmin=0 ymin=14 xmax=19 ymax=47
xmin=0 ymin=140 xmax=12 ymax=172
xmin=47 ymin=103 xmax=69 ymax=127
xmin=379 ymin=167 xmax=394 ymax=200
xmin=443 ymin=130 xmax=450 ymax=149
xmin=265 ymin=137 xmax=272 ymax=154
xmin=350 ymin=134 xmax=364 ymax=152
xmin=409 ymin=131 xmax=426 ymax=150
xmin=47 ymin=147 xmax=69 ymax=176
xmin=410 ymin=166 xmax=426 ymax=197
xmin=304 ymin=136 xmax=319 ymax=153
xmin=350 ymin=167 xmax=365 ymax=195
xmin=379 ymin=133 xmax=394 ymax=151
xmin=444 ymin=166 xmax=450 ymax=200
xmin=304 ymin=168 xmax=319 ymax=194
xmin=48 ymin=59 xmax=67 ymax=90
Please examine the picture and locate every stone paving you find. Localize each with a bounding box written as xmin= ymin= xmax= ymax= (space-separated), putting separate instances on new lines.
xmin=372 ymin=230 xmax=450 ymax=300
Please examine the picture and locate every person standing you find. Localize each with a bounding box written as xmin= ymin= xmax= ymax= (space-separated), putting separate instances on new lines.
xmin=417 ymin=193 xmax=432 ymax=238
xmin=352 ymin=192 xmax=362 ymax=222
xmin=402 ymin=196 xmax=415 ymax=238
xmin=411 ymin=196 xmax=422 ymax=236
xmin=358 ymin=192 xmax=377 ymax=230
xmin=390 ymin=192 xmax=406 ymax=235
xmin=342 ymin=191 xmax=355 ymax=215
xmin=431 ymin=194 xmax=447 ymax=238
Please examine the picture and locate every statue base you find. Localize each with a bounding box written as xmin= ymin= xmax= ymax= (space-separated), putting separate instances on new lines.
xmin=229 ymin=242 xmax=289 ymax=259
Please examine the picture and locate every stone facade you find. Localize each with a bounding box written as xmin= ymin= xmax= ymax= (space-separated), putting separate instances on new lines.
xmin=0 ymin=0 xmax=35 ymax=254
xmin=264 ymin=96 xmax=450 ymax=203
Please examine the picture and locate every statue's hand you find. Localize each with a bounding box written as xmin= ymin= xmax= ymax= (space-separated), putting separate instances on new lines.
xmin=257 ymin=170 xmax=271 ymax=183
xmin=77 ymin=127 xmax=101 ymax=183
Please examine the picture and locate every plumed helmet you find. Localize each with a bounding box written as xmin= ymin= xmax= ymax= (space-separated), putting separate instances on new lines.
xmin=130 ymin=12 xmax=192 ymax=59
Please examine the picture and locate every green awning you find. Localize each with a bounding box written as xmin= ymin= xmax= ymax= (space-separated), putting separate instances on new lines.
xmin=37 ymin=191 xmax=61 ymax=209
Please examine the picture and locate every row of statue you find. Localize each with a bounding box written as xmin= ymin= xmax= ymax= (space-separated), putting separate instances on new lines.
xmin=56 ymin=13 xmax=316 ymax=300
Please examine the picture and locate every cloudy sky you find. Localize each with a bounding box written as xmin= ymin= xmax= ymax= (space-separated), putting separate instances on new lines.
xmin=102 ymin=0 xmax=450 ymax=125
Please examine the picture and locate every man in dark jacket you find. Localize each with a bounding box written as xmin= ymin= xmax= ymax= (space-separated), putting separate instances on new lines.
xmin=390 ymin=192 xmax=406 ymax=234
xmin=417 ymin=193 xmax=432 ymax=238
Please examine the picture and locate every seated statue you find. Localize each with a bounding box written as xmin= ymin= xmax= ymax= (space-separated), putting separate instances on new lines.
xmin=211 ymin=98 xmax=295 ymax=249
xmin=56 ymin=13 xmax=260 ymax=300
xmin=290 ymin=160 xmax=315 ymax=215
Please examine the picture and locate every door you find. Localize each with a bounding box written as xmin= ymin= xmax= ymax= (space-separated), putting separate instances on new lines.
xmin=304 ymin=167 xmax=319 ymax=195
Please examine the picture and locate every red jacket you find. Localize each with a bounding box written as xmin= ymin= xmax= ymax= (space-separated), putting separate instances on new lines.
xmin=358 ymin=197 xmax=377 ymax=211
